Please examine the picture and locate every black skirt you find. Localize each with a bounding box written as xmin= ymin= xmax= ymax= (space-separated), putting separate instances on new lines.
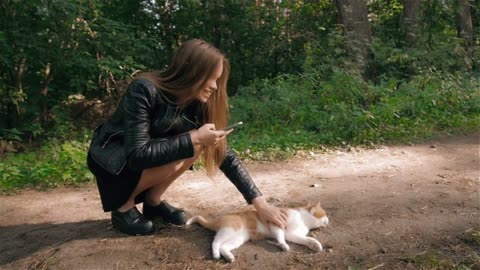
xmin=87 ymin=152 xmax=146 ymax=212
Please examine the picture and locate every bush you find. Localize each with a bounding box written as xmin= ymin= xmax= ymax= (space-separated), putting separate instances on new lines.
xmin=227 ymin=69 xmax=480 ymax=158
xmin=0 ymin=138 xmax=93 ymax=193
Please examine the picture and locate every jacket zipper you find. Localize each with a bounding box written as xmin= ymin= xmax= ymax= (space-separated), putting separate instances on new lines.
xmin=101 ymin=131 xmax=122 ymax=149
xmin=181 ymin=115 xmax=199 ymax=128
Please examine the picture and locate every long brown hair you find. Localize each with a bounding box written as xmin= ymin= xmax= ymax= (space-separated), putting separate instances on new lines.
xmin=138 ymin=39 xmax=230 ymax=177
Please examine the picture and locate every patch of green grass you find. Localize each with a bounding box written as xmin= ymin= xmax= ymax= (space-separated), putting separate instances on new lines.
xmin=462 ymin=228 xmax=480 ymax=247
xmin=404 ymin=251 xmax=456 ymax=269
xmin=402 ymin=229 xmax=480 ymax=270
xmin=403 ymin=249 xmax=479 ymax=270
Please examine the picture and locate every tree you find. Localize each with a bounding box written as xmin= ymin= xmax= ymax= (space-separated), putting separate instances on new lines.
xmin=0 ymin=0 xmax=151 ymax=132
xmin=403 ymin=0 xmax=423 ymax=46
xmin=336 ymin=0 xmax=372 ymax=78
xmin=456 ymin=0 xmax=474 ymax=71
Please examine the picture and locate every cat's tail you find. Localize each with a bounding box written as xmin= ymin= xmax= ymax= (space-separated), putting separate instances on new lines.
xmin=186 ymin=215 xmax=218 ymax=231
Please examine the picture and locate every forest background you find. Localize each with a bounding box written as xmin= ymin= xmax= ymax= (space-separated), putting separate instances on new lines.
xmin=0 ymin=0 xmax=478 ymax=191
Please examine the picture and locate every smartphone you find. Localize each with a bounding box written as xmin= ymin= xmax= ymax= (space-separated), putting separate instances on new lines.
xmin=223 ymin=121 xmax=243 ymax=130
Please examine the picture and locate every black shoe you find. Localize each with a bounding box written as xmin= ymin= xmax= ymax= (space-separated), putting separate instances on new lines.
xmin=111 ymin=206 xmax=155 ymax=236
xmin=143 ymin=201 xmax=187 ymax=225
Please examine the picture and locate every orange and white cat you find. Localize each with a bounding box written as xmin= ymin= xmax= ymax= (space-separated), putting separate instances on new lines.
xmin=186 ymin=202 xmax=329 ymax=262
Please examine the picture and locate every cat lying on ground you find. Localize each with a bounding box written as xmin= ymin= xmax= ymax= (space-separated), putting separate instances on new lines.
xmin=186 ymin=202 xmax=329 ymax=262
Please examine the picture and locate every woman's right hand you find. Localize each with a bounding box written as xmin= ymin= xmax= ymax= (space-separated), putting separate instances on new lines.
xmin=190 ymin=123 xmax=232 ymax=146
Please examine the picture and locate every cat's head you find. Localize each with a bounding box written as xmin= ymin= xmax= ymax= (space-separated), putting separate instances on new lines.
xmin=307 ymin=201 xmax=329 ymax=228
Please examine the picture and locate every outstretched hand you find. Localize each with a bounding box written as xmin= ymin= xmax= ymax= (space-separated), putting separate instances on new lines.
xmin=252 ymin=196 xmax=288 ymax=229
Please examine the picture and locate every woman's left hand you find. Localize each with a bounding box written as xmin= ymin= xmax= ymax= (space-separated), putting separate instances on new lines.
xmin=252 ymin=196 xmax=288 ymax=229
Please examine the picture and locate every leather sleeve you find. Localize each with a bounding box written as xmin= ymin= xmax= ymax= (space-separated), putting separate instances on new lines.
xmin=123 ymin=81 xmax=195 ymax=171
xmin=220 ymin=148 xmax=263 ymax=204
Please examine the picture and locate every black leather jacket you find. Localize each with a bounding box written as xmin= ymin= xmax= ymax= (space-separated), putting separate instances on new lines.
xmin=88 ymin=79 xmax=262 ymax=204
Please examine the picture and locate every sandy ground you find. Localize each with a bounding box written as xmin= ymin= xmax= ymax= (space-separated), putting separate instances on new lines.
xmin=0 ymin=133 xmax=479 ymax=270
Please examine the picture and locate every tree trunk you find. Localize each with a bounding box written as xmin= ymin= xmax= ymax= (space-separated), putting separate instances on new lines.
xmin=40 ymin=62 xmax=53 ymax=124
xmin=457 ymin=0 xmax=474 ymax=71
xmin=336 ymin=0 xmax=372 ymax=79
xmin=40 ymin=28 xmax=53 ymax=125
xmin=403 ymin=0 xmax=423 ymax=46
xmin=8 ymin=57 xmax=27 ymax=127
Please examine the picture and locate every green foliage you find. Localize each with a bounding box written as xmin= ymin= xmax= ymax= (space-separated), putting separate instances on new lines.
xmin=372 ymin=34 xmax=471 ymax=80
xmin=1 ymin=0 xmax=478 ymax=132
xmin=228 ymin=70 xmax=480 ymax=159
xmin=369 ymin=0 xmax=477 ymax=78
xmin=0 ymin=0 xmax=155 ymax=132
xmin=0 ymin=0 xmax=338 ymax=131
xmin=0 ymin=128 xmax=24 ymax=141
xmin=0 ymin=138 xmax=93 ymax=192
xmin=1 ymin=0 xmax=479 ymax=190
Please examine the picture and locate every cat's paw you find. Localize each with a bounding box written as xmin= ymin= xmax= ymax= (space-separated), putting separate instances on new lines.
xmin=308 ymin=240 xmax=323 ymax=252
xmin=220 ymin=249 xmax=235 ymax=262
xmin=279 ymin=243 xmax=290 ymax=251
xmin=268 ymin=240 xmax=290 ymax=251
xmin=223 ymin=254 xmax=235 ymax=262
xmin=213 ymin=250 xmax=221 ymax=260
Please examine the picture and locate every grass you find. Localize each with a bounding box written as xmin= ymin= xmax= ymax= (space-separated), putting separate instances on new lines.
xmin=228 ymin=70 xmax=480 ymax=160
xmin=401 ymin=229 xmax=480 ymax=270
xmin=462 ymin=228 xmax=480 ymax=247
xmin=0 ymin=137 xmax=93 ymax=193
xmin=404 ymin=250 xmax=457 ymax=269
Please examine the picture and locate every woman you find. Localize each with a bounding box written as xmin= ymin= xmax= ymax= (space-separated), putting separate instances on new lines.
xmin=87 ymin=39 xmax=287 ymax=236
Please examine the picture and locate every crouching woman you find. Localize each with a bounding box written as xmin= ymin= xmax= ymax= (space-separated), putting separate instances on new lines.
xmin=87 ymin=39 xmax=287 ymax=235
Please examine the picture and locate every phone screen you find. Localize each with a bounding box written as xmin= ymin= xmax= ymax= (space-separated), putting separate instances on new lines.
xmin=223 ymin=121 xmax=243 ymax=130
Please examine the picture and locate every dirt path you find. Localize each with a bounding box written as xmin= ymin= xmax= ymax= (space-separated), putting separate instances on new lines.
xmin=1 ymin=133 xmax=479 ymax=270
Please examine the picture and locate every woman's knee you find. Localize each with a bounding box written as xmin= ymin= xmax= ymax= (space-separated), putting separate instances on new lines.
xmin=172 ymin=146 xmax=202 ymax=171
xmin=179 ymin=146 xmax=202 ymax=168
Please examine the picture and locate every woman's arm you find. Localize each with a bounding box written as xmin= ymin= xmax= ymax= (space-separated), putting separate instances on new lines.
xmin=219 ymin=148 xmax=263 ymax=204
xmin=219 ymin=148 xmax=288 ymax=229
